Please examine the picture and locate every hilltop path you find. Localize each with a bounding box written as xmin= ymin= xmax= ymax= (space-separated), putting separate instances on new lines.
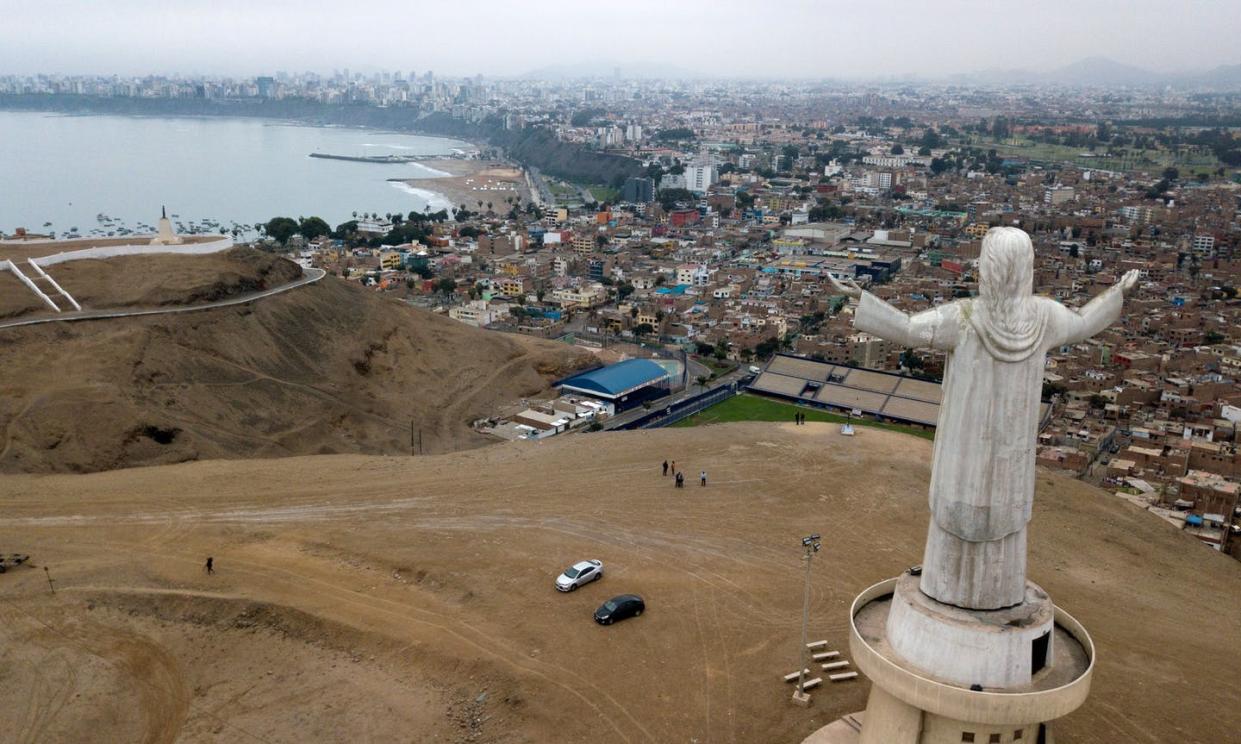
xmin=0 ymin=267 xmax=326 ymax=330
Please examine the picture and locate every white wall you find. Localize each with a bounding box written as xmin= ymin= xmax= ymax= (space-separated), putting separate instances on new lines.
xmin=30 ymin=237 xmax=234 ymax=267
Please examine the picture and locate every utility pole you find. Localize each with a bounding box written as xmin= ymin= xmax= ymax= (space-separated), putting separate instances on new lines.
xmin=44 ymin=566 xmax=56 ymax=594
xmin=793 ymin=533 xmax=821 ymax=707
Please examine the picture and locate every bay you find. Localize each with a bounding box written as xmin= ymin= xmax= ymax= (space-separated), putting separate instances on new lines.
xmin=0 ymin=111 xmax=472 ymax=236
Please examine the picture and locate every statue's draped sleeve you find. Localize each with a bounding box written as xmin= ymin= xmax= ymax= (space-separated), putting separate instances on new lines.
xmin=854 ymin=292 xmax=961 ymax=352
xmin=1040 ymin=285 xmax=1124 ymax=349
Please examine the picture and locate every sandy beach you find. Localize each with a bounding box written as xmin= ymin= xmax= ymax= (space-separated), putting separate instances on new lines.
xmin=391 ymin=158 xmax=530 ymax=215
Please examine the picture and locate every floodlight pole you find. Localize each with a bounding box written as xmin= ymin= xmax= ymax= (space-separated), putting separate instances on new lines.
xmin=794 ymin=533 xmax=821 ymax=705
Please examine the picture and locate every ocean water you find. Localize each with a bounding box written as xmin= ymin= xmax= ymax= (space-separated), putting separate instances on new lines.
xmin=0 ymin=111 xmax=471 ymax=236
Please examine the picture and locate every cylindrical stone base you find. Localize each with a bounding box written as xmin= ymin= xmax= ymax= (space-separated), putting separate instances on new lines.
xmin=886 ymin=573 xmax=1054 ymax=689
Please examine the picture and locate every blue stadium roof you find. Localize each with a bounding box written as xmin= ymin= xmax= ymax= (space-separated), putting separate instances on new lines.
xmin=557 ymin=359 xmax=670 ymax=399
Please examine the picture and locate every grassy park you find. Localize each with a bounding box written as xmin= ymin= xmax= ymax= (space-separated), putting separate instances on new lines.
xmin=671 ymin=393 xmax=935 ymax=440
xmin=964 ymin=135 xmax=1222 ymax=175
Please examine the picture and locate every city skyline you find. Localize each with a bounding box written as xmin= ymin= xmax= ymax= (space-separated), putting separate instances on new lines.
xmin=5 ymin=0 xmax=1241 ymax=80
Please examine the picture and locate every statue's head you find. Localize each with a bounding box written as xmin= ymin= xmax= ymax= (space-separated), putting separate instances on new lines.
xmin=979 ymin=227 xmax=1034 ymax=305
xmin=972 ymin=227 xmax=1043 ymax=358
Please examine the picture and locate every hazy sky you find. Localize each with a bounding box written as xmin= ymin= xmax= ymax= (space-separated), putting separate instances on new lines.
xmin=4 ymin=0 xmax=1239 ymax=79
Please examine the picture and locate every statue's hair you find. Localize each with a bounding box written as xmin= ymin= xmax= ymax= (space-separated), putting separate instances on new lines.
xmin=974 ymin=227 xmax=1043 ymax=358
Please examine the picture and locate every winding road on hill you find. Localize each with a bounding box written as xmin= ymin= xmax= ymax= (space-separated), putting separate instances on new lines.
xmin=0 ymin=267 xmax=326 ymax=330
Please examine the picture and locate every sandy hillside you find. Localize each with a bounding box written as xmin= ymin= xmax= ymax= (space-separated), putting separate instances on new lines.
xmin=0 ymin=247 xmax=300 ymax=320
xmin=0 ymin=423 xmax=1237 ymax=743
xmin=0 ymin=275 xmax=591 ymax=473
xmin=51 ymin=248 xmax=304 ymax=310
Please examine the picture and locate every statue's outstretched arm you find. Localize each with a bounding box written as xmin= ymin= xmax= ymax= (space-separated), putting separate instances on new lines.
xmin=1046 ymin=270 xmax=1138 ymax=348
xmin=852 ymin=292 xmax=960 ymax=351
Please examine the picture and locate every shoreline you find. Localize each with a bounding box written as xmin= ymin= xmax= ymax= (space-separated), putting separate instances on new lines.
xmin=0 ymin=107 xmax=489 ymax=230
xmin=0 ymin=106 xmax=481 ymax=152
xmin=388 ymin=159 xmax=530 ymax=214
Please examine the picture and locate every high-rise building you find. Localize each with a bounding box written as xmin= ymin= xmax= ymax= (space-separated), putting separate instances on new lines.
xmin=621 ymin=177 xmax=655 ymax=204
xmin=685 ymin=163 xmax=716 ymax=194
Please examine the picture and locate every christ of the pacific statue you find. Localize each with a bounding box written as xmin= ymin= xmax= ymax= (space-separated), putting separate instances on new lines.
xmin=829 ymin=227 xmax=1139 ymax=611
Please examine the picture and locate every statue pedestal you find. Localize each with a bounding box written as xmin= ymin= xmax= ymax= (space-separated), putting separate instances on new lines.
xmin=886 ymin=573 xmax=1054 ymax=689
xmin=801 ymin=576 xmax=1094 ymax=744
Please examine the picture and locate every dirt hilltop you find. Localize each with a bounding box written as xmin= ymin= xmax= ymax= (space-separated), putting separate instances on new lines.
xmin=0 ymin=247 xmax=302 ymax=320
xmin=0 ymin=423 xmax=1237 ymax=743
xmin=0 ymin=271 xmax=592 ymax=473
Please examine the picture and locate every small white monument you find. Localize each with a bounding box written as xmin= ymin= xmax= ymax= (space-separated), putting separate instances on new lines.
xmin=150 ymin=206 xmax=183 ymax=246
xmin=804 ymin=227 xmax=1139 ymax=744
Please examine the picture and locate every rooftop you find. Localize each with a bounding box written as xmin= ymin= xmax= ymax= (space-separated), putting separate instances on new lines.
xmin=556 ymin=358 xmax=670 ymax=398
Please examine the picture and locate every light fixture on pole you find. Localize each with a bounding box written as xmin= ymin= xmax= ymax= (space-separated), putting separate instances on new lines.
xmin=792 ymin=533 xmax=821 ymax=707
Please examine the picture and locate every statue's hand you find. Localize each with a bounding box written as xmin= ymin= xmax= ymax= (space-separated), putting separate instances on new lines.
xmin=828 ymin=274 xmax=863 ymax=298
xmin=1119 ymin=269 xmax=1141 ymax=293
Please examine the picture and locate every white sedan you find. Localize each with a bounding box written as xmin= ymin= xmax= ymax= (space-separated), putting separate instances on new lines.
xmin=555 ymin=560 xmax=604 ymax=592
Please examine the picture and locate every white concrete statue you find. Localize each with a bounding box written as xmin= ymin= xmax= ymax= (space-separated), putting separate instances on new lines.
xmin=829 ymin=227 xmax=1139 ymax=610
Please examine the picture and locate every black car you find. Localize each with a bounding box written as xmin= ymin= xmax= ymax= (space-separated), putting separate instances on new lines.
xmin=594 ymin=594 xmax=645 ymax=625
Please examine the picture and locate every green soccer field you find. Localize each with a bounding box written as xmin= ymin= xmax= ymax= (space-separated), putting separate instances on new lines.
xmin=671 ymin=393 xmax=935 ymax=440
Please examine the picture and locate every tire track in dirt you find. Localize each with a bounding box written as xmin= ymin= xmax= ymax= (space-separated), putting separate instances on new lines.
xmin=53 ymin=539 xmax=658 ymax=744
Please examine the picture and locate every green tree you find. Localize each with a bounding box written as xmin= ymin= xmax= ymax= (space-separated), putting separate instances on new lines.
xmin=298 ymin=216 xmax=330 ymax=241
xmin=1041 ymin=381 xmax=1067 ymax=402
xmin=755 ymin=337 xmax=780 ymax=359
xmin=435 ymin=277 xmax=457 ymax=297
xmin=332 ymin=220 xmax=358 ymax=240
xmin=890 ymin=143 xmax=905 ymax=155
xmin=264 ymin=216 xmax=300 ymax=244
xmin=654 ymin=127 xmax=695 ymax=142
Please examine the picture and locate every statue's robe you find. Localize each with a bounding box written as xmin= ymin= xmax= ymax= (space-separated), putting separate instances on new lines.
xmin=854 ymin=287 xmax=1123 ymax=609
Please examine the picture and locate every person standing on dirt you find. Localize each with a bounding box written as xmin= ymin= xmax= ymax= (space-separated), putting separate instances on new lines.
xmin=205 ymin=556 xmax=214 ymax=575
xmin=675 ymin=471 xmax=684 ymax=488
xmin=700 ymin=470 xmax=707 ymax=487
xmin=662 ymin=460 xmax=669 ymax=477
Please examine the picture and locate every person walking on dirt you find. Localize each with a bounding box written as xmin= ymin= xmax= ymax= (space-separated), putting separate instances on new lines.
xmin=662 ymin=460 xmax=669 ymax=476
xmin=675 ymin=472 xmax=684 ymax=488
xmin=205 ymin=557 xmax=214 ymax=575
xmin=700 ymin=470 xmax=707 ymax=487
